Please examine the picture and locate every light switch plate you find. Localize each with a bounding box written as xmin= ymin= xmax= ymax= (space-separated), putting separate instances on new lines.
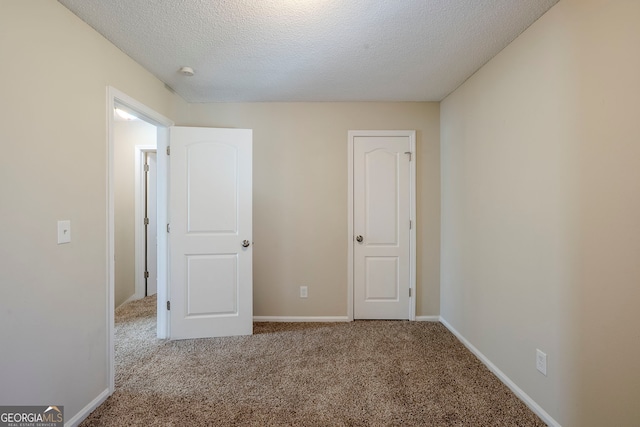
xmin=57 ymin=220 xmax=71 ymax=244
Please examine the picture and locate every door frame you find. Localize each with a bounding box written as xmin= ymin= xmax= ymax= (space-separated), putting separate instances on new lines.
xmin=107 ymin=87 xmax=173 ymax=393
xmin=347 ymin=130 xmax=417 ymax=321
xmin=134 ymin=146 xmax=157 ymax=300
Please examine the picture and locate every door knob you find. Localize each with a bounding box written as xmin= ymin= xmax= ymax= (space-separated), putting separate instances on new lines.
xmin=242 ymin=240 xmax=250 ymax=248
xmin=356 ymin=235 xmax=363 ymax=243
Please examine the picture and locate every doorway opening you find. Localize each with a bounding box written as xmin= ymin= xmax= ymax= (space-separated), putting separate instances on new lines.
xmin=107 ymin=87 xmax=173 ymax=393
xmin=113 ymin=118 xmax=157 ymax=307
xmin=134 ymin=147 xmax=158 ymax=299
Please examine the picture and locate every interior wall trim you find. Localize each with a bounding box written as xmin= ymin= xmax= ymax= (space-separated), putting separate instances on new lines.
xmin=439 ymin=317 xmax=561 ymax=427
xmin=253 ymin=316 xmax=350 ymax=323
xmin=65 ymin=388 xmax=109 ymax=427
xmin=415 ymin=316 xmax=440 ymax=321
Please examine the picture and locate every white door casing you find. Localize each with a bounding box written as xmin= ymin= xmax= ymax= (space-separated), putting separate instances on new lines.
xmin=108 ymin=87 xmax=174 ymax=393
xmin=349 ymin=131 xmax=416 ymax=320
xmin=169 ymin=126 xmax=253 ymax=339
xmin=146 ymin=151 xmax=158 ymax=296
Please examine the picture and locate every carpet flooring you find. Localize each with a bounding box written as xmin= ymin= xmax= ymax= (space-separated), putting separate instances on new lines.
xmin=81 ymin=296 xmax=546 ymax=426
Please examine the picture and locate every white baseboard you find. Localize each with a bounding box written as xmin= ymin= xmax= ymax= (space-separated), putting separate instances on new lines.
xmin=65 ymin=388 xmax=110 ymax=427
xmin=439 ymin=317 xmax=561 ymax=427
xmin=255 ymin=316 xmax=443 ymax=322
xmin=116 ymin=293 xmax=138 ymax=310
xmin=254 ymin=316 xmax=350 ymax=322
xmin=415 ymin=315 xmax=440 ymax=322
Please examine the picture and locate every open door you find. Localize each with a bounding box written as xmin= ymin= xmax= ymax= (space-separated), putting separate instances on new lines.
xmin=168 ymin=126 xmax=253 ymax=339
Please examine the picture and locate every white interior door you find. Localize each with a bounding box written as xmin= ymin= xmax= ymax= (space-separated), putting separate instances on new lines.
xmin=146 ymin=151 xmax=157 ymax=296
xmin=352 ymin=131 xmax=414 ymax=319
xmin=169 ymin=126 xmax=252 ymax=339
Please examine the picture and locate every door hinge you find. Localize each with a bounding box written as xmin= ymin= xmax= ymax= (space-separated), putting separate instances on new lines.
xmin=409 ymin=220 xmax=412 ymax=230
xmin=166 ymin=146 xmax=170 ymax=155
xmin=409 ymin=288 xmax=412 ymax=297
xmin=167 ymin=223 xmax=170 ymax=233
xmin=144 ymin=217 xmax=149 ymax=225
xmin=144 ymin=271 xmax=149 ymax=279
xmin=144 ymin=163 xmax=150 ymax=172
xmin=404 ymin=151 xmax=412 ymax=161
xmin=167 ymin=301 xmax=171 ymax=310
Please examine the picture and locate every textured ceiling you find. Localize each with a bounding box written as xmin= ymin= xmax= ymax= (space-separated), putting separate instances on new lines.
xmin=58 ymin=0 xmax=558 ymax=103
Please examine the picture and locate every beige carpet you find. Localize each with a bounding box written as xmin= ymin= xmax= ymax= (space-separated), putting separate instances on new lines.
xmin=81 ymin=296 xmax=545 ymax=426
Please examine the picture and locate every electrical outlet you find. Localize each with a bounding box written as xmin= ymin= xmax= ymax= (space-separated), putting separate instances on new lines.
xmin=536 ymin=349 xmax=547 ymax=376
xmin=300 ymin=286 xmax=308 ymax=299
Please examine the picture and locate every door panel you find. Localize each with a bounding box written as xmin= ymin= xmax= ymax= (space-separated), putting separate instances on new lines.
xmin=365 ymin=257 xmax=399 ymax=300
xmin=186 ymin=254 xmax=237 ymax=315
xmin=169 ymin=126 xmax=252 ymax=339
xmin=354 ymin=135 xmax=411 ymax=319
xmin=187 ymin=143 xmax=238 ymax=233
xmin=366 ymin=150 xmax=399 ymax=245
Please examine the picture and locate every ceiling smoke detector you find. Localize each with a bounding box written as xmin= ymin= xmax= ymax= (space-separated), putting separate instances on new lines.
xmin=179 ymin=66 xmax=195 ymax=76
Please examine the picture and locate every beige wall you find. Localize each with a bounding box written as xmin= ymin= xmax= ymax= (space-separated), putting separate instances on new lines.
xmin=440 ymin=0 xmax=640 ymax=425
xmin=114 ymin=120 xmax=157 ymax=307
xmin=186 ymin=102 xmax=441 ymax=317
xmin=0 ymin=0 xmax=185 ymax=421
